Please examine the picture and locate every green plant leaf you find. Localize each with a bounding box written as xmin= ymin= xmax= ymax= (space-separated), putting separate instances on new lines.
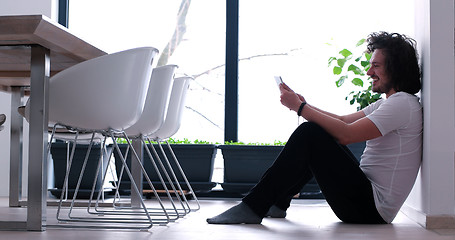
xmin=328 ymin=57 xmax=337 ymax=66
xmin=347 ymin=64 xmax=362 ymax=75
xmin=351 ymin=78 xmax=364 ymax=87
xmin=337 ymin=59 xmax=347 ymax=68
xmin=223 ymin=141 xmax=285 ymax=146
xmin=339 ymin=49 xmax=352 ymax=58
xmin=328 ymin=39 xmax=381 ymax=110
xmin=356 ymin=38 xmax=366 ymax=46
xmin=372 ymin=93 xmax=382 ymax=101
xmin=273 ymin=140 xmax=286 ymax=145
xmin=336 ymin=76 xmax=346 ymax=87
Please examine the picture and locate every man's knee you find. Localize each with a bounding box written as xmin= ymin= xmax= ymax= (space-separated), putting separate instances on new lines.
xmin=294 ymin=122 xmax=329 ymax=139
xmin=288 ymin=122 xmax=339 ymax=155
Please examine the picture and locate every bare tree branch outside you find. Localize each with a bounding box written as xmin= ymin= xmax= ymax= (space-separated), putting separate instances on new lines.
xmin=157 ymin=0 xmax=191 ymax=67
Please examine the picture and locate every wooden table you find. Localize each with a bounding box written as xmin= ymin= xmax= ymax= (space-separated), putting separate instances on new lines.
xmin=0 ymin=15 xmax=106 ymax=231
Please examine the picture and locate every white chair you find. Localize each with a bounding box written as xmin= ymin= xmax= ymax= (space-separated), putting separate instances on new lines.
xmin=149 ymin=76 xmax=192 ymax=140
xmin=21 ymin=100 xmax=107 ymax=202
xmin=144 ymin=76 xmax=200 ymax=212
xmin=113 ymin=75 xmax=195 ymax=220
xmin=123 ymin=64 xmax=177 ymax=138
xmin=33 ymin=47 xmax=166 ymax=229
xmin=108 ymin=64 xmax=184 ymax=221
xmin=21 ymin=54 xmax=177 ymax=228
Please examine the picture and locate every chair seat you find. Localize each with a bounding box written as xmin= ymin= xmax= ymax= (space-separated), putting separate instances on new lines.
xmin=48 ymin=47 xmax=158 ymax=131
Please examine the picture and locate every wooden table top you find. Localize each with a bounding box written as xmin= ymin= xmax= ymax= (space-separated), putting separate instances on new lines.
xmin=0 ymin=15 xmax=106 ymax=92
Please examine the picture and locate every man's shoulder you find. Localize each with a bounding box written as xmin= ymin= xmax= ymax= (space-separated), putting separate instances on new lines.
xmin=388 ymin=92 xmax=419 ymax=101
xmin=385 ymin=92 xmax=421 ymax=108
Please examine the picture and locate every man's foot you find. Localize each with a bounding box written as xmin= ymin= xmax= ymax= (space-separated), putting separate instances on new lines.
xmin=265 ymin=205 xmax=287 ymax=218
xmin=0 ymin=114 xmax=5 ymax=126
xmin=206 ymin=202 xmax=262 ymax=224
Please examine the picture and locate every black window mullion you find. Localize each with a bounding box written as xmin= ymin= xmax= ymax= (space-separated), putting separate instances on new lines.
xmin=225 ymin=0 xmax=239 ymax=142
xmin=58 ymin=0 xmax=69 ymax=27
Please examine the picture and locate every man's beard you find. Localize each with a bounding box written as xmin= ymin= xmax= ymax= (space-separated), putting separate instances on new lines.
xmin=371 ymin=76 xmax=393 ymax=94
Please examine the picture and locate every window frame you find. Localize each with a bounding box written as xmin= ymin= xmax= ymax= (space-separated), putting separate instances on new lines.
xmin=64 ymin=0 xmax=240 ymax=142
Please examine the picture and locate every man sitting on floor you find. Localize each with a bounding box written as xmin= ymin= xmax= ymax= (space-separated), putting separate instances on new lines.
xmin=207 ymin=31 xmax=422 ymax=225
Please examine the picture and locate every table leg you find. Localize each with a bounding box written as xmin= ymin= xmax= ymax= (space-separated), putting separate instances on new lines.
xmin=27 ymin=45 xmax=50 ymax=231
xmin=131 ymin=139 xmax=143 ymax=207
xmin=9 ymin=87 xmax=24 ymax=207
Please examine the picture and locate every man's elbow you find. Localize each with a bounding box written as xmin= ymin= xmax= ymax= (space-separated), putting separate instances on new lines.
xmin=337 ymin=136 xmax=354 ymax=146
xmin=338 ymin=139 xmax=350 ymax=146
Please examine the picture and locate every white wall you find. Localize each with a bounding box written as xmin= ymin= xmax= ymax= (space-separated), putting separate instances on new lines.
xmin=0 ymin=0 xmax=58 ymax=18
xmin=0 ymin=0 xmax=58 ymax=197
xmin=403 ymin=0 xmax=455 ymax=228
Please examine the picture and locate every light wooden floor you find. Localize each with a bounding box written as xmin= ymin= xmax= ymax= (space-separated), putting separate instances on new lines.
xmin=0 ymin=198 xmax=454 ymax=240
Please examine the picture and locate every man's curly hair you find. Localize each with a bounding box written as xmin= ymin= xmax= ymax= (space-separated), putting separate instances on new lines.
xmin=367 ymin=32 xmax=421 ymax=94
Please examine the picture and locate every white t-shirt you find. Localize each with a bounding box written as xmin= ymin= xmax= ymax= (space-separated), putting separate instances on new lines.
xmin=361 ymin=92 xmax=423 ymax=223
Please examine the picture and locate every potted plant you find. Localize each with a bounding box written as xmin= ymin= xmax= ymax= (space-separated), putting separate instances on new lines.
xmin=112 ymin=138 xmax=218 ymax=194
xmin=328 ymin=38 xmax=381 ymax=110
xmin=49 ymin=140 xmax=112 ymax=199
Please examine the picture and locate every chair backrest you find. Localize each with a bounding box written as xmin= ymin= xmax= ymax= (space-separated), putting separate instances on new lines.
xmin=48 ymin=47 xmax=158 ymax=131
xmin=149 ymin=76 xmax=192 ymax=140
xmin=124 ymin=65 xmax=177 ymax=137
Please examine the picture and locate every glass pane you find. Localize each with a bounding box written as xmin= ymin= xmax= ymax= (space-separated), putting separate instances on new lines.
xmin=69 ymin=0 xmax=226 ymax=143
xmin=238 ymin=0 xmax=414 ymax=144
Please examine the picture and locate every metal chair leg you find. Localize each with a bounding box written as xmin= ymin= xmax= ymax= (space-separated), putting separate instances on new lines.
xmin=147 ymin=140 xmax=190 ymax=215
xmin=109 ymin=137 xmax=179 ymax=221
xmin=163 ymin=139 xmax=201 ymax=212
xmin=52 ymin=129 xmax=158 ymax=229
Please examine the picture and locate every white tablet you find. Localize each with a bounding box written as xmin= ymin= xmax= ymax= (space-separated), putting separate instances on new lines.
xmin=274 ymin=76 xmax=283 ymax=88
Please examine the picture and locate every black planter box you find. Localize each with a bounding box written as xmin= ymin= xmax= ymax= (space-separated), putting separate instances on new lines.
xmin=220 ymin=145 xmax=282 ymax=183
xmin=112 ymin=143 xmax=217 ymax=193
xmin=49 ymin=142 xmax=111 ymax=199
xmin=219 ymin=142 xmax=366 ymax=198
xmin=219 ymin=145 xmax=287 ymax=194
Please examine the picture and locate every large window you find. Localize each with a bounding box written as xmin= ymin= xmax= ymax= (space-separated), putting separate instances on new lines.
xmin=69 ymin=0 xmax=226 ymax=143
xmin=68 ymin=0 xmax=414 ymax=144
xmin=238 ymin=0 xmax=415 ymax=143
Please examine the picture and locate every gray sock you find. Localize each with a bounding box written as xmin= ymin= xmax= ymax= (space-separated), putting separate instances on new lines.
xmin=206 ymin=202 xmax=262 ymax=224
xmin=265 ymin=205 xmax=287 ymax=218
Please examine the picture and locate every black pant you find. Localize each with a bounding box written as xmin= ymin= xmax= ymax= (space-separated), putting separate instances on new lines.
xmin=242 ymin=122 xmax=386 ymax=224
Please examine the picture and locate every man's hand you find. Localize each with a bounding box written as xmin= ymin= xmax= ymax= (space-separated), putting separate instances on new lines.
xmin=296 ymin=93 xmax=306 ymax=103
xmin=279 ymin=83 xmax=304 ymax=112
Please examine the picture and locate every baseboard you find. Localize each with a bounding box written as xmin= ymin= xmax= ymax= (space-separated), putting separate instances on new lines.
xmin=401 ymin=204 xmax=455 ymax=229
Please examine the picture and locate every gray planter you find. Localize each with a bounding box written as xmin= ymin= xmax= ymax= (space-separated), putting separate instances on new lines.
xmin=219 ymin=145 xmax=286 ymax=194
xmin=49 ymin=142 xmax=111 ymax=199
xmin=219 ymin=142 xmax=366 ymax=198
xmin=113 ymin=143 xmax=217 ymax=193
